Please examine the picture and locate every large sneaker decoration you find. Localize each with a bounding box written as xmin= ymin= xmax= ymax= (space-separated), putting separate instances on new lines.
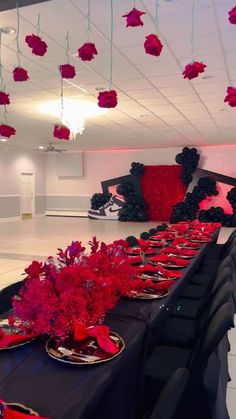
xmin=88 ymin=195 xmax=124 ymax=220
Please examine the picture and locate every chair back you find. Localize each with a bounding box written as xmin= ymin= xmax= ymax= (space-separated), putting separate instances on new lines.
xmin=148 ymin=368 xmax=189 ymax=419
xmin=191 ymin=303 xmax=234 ymax=373
xmin=208 ymin=282 xmax=232 ymax=319
xmin=211 ymin=266 xmax=232 ymax=295
xmin=0 ymin=280 xmax=24 ymax=314
xmin=218 ymin=255 xmax=234 ymax=273
xmin=219 ymin=229 xmax=236 ymax=259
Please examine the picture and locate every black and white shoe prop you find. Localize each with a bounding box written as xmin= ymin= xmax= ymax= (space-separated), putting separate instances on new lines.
xmin=88 ymin=195 xmax=124 ymax=220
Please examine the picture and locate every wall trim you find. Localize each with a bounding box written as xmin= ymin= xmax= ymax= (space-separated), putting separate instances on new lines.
xmin=0 ymin=216 xmax=21 ymax=222
xmin=0 ymin=194 xmax=20 ymax=197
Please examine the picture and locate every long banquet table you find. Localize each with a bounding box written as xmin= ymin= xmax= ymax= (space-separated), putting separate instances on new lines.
xmin=0 ymin=239 xmax=217 ymax=419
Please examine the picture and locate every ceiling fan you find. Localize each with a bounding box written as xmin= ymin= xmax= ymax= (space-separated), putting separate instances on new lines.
xmin=40 ymin=143 xmax=67 ymax=153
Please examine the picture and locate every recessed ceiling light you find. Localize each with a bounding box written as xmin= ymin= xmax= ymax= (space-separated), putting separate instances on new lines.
xmin=38 ymin=145 xmax=44 ymax=149
xmin=0 ymin=138 xmax=7 ymax=142
xmin=202 ymin=75 xmax=214 ymax=80
xmin=1 ymin=27 xmax=16 ymax=35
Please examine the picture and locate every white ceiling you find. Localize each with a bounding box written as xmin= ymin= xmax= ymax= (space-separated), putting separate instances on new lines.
xmin=0 ymin=0 xmax=235 ymax=151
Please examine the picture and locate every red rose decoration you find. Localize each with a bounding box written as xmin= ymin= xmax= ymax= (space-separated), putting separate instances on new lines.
xmin=25 ymin=260 xmax=44 ymax=278
xmin=224 ymin=87 xmax=236 ymax=107
xmin=78 ymin=43 xmax=97 ymax=61
xmin=0 ymin=92 xmax=10 ymax=105
xmin=144 ymin=34 xmax=163 ymax=57
xmin=122 ymin=8 xmax=146 ymax=27
xmin=0 ymin=124 xmax=16 ymax=138
xmin=228 ymin=6 xmax=236 ymax=24
xmin=53 ymin=124 xmax=70 ymax=140
xmin=59 ymin=64 xmax=76 ymax=79
xmin=97 ymin=90 xmax=118 ymax=108
xmin=13 ymin=67 xmax=29 ymax=82
xmin=182 ymin=62 xmax=207 ymax=80
xmin=25 ymin=34 xmax=48 ymax=56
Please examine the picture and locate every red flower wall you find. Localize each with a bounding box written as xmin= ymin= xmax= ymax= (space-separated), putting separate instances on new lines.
xmin=140 ymin=165 xmax=187 ymax=221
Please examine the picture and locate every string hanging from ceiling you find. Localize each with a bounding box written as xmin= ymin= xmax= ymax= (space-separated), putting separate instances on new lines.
xmin=97 ymin=0 xmax=117 ymax=108
xmin=13 ymin=0 xmax=29 ymax=82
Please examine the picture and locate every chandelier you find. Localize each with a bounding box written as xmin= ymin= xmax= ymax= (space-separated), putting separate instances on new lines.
xmin=61 ymin=114 xmax=85 ymax=139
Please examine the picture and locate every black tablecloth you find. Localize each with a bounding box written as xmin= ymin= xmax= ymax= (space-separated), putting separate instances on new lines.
xmin=0 ymin=237 xmax=222 ymax=419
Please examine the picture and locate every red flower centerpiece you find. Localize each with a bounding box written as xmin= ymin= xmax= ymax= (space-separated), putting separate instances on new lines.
xmin=53 ymin=124 xmax=70 ymax=140
xmin=25 ymin=34 xmax=48 ymax=56
xmin=0 ymin=124 xmax=16 ymax=138
xmin=228 ymin=6 xmax=236 ymax=24
xmin=13 ymin=67 xmax=29 ymax=82
xmin=182 ymin=62 xmax=207 ymax=80
xmin=144 ymin=34 xmax=163 ymax=57
xmin=78 ymin=43 xmax=97 ymax=61
xmin=122 ymin=8 xmax=146 ymax=27
xmin=98 ymin=90 xmax=118 ymax=108
xmin=0 ymin=92 xmax=10 ymax=105
xmin=59 ymin=64 xmax=76 ymax=79
xmin=224 ymin=86 xmax=236 ymax=107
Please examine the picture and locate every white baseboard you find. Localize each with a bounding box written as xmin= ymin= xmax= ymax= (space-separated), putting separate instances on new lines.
xmin=46 ymin=210 xmax=88 ymax=218
xmin=0 ymin=216 xmax=21 ymax=222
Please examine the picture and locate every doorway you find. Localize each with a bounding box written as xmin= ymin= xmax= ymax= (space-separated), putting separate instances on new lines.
xmin=20 ymin=173 xmax=35 ymax=219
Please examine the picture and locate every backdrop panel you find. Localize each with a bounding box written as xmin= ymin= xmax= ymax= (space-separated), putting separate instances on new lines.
xmin=140 ymin=165 xmax=187 ymax=221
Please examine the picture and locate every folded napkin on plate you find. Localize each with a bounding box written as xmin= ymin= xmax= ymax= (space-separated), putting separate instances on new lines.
xmin=0 ymin=329 xmax=36 ymax=349
xmin=168 ymin=224 xmax=189 ymax=234
xmin=127 ymin=255 xmax=142 ymax=264
xmin=137 ymin=264 xmax=182 ymax=278
xmin=153 ymin=232 xmax=175 ymax=241
xmin=149 ymin=254 xmax=189 ymax=266
xmin=161 ymin=247 xmax=197 ymax=256
xmin=172 ymin=238 xmax=202 ymax=248
xmin=0 ymin=401 xmax=49 ymax=418
xmin=74 ymin=324 xmax=118 ymax=354
xmin=187 ymin=234 xmax=212 ymax=242
xmin=131 ymin=278 xmax=174 ymax=292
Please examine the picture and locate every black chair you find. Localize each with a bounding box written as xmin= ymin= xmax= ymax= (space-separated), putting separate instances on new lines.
xmin=201 ymin=230 xmax=236 ymax=268
xmin=144 ymin=303 xmax=234 ymax=414
xmin=159 ymin=281 xmax=233 ymax=349
xmin=170 ymin=266 xmax=232 ymax=320
xmin=0 ymin=280 xmax=24 ymax=314
xmin=145 ymin=368 xmax=189 ymax=419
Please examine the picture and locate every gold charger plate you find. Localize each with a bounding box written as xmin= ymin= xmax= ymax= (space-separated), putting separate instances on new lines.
xmin=138 ymin=273 xmax=179 ymax=281
xmin=46 ymin=332 xmax=125 ymax=365
xmin=129 ymin=289 xmax=169 ymax=300
xmin=7 ymin=403 xmax=39 ymax=416
xmin=0 ymin=319 xmax=35 ymax=350
xmin=152 ymin=262 xmax=187 ymax=269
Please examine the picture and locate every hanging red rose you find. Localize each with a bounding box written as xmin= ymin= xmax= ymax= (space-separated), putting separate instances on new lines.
xmin=53 ymin=124 xmax=70 ymax=140
xmin=182 ymin=62 xmax=207 ymax=80
xmin=0 ymin=92 xmax=10 ymax=105
xmin=13 ymin=66 xmax=29 ymax=82
xmin=228 ymin=6 xmax=236 ymax=24
xmin=25 ymin=34 xmax=48 ymax=56
xmin=0 ymin=124 xmax=16 ymax=138
xmin=144 ymin=34 xmax=163 ymax=57
xmin=97 ymin=90 xmax=117 ymax=108
xmin=224 ymin=87 xmax=236 ymax=107
xmin=122 ymin=8 xmax=146 ymax=27
xmin=59 ymin=64 xmax=76 ymax=79
xmin=78 ymin=43 xmax=97 ymax=61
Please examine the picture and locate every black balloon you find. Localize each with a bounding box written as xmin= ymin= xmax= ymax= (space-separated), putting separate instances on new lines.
xmin=125 ymin=236 xmax=138 ymax=247
xmin=175 ymin=147 xmax=200 ymax=187
xmin=90 ymin=192 xmax=112 ymax=210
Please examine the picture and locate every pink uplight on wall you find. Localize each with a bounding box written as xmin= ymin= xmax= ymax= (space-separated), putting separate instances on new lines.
xmin=199 ymin=182 xmax=233 ymax=214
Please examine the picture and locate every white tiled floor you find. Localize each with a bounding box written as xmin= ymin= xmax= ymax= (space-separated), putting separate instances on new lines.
xmin=0 ymin=216 xmax=235 ymax=417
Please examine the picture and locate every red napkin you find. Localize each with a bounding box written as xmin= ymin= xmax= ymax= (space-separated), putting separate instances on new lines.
xmin=172 ymin=237 xmax=202 ymax=248
xmin=168 ymin=224 xmax=189 ymax=234
xmin=161 ymin=247 xmax=197 ymax=256
xmin=149 ymin=254 xmax=189 ymax=266
xmin=137 ymin=264 xmax=182 ymax=279
xmin=0 ymin=330 xmax=36 ymax=349
xmin=74 ymin=324 xmax=118 ymax=354
xmin=0 ymin=401 xmax=49 ymax=418
xmin=131 ymin=278 xmax=174 ymax=292
xmin=153 ymin=232 xmax=175 ymax=241
xmin=127 ymin=255 xmax=142 ymax=264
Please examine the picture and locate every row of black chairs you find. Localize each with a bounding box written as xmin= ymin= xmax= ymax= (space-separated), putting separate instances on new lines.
xmin=142 ymin=229 xmax=236 ymax=419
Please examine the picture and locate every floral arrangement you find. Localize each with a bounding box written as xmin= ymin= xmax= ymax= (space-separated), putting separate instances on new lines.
xmin=53 ymin=124 xmax=70 ymax=140
xmin=59 ymin=64 xmax=76 ymax=79
xmin=144 ymin=34 xmax=163 ymax=57
xmin=0 ymin=124 xmax=16 ymax=138
xmin=224 ymin=87 xmax=236 ymax=107
xmin=13 ymin=67 xmax=29 ymax=82
xmin=13 ymin=237 xmax=173 ymax=343
xmin=182 ymin=62 xmax=207 ymax=80
xmin=122 ymin=8 xmax=146 ymax=27
xmin=78 ymin=43 xmax=97 ymax=61
xmin=97 ymin=90 xmax=118 ymax=108
xmin=25 ymin=34 xmax=48 ymax=56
